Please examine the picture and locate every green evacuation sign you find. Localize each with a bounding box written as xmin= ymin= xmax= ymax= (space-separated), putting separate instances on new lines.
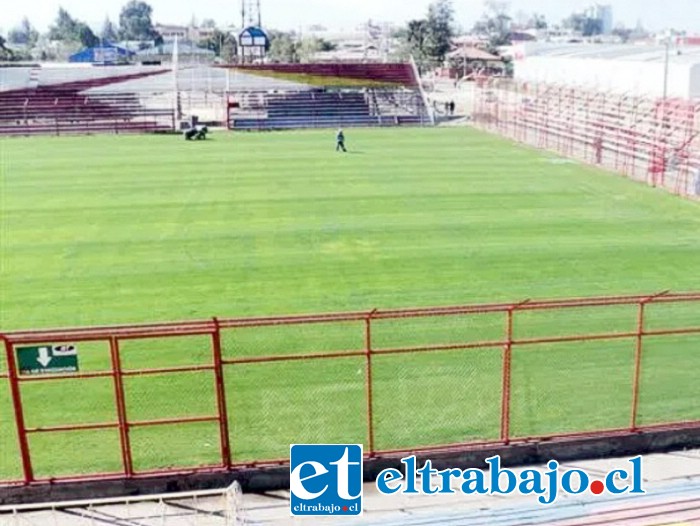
xmin=16 ymin=345 xmax=79 ymax=375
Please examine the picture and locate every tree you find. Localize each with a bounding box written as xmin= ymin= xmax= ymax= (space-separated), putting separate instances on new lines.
xmin=484 ymin=0 xmax=509 ymax=19
xmin=563 ymin=12 xmax=603 ymax=37
xmin=474 ymin=0 xmax=512 ymax=48
xmin=77 ymin=24 xmax=99 ymax=47
xmin=612 ymin=25 xmax=632 ymax=43
xmin=406 ymin=19 xmax=429 ymax=59
xmin=48 ymin=8 xmax=79 ymax=41
xmin=390 ymin=19 xmax=431 ymax=71
xmin=424 ymin=0 xmax=454 ymax=62
xmin=297 ymin=37 xmax=332 ymax=61
xmin=8 ymin=18 xmax=39 ymax=47
xmin=393 ymin=0 xmax=454 ymax=71
xmin=512 ymin=10 xmax=525 ymax=28
xmin=119 ymin=0 xmax=159 ymax=41
xmin=582 ymin=18 xmax=603 ymax=37
xmin=317 ymin=38 xmax=336 ymax=52
xmin=48 ymin=8 xmax=99 ymax=48
xmin=201 ymin=18 xmax=217 ymax=29
xmin=198 ymin=29 xmax=237 ymax=57
xmin=267 ymin=30 xmax=298 ymax=62
xmin=220 ymin=35 xmax=237 ymax=62
xmin=528 ymin=13 xmax=547 ymax=30
xmin=101 ymin=17 xmax=119 ymax=42
xmin=0 ymin=35 xmax=14 ymax=60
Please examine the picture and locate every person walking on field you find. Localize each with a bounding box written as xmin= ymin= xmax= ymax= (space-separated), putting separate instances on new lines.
xmin=336 ymin=128 xmax=347 ymax=152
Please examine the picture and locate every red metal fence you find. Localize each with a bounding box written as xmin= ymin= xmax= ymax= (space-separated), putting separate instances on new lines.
xmin=473 ymin=80 xmax=700 ymax=198
xmin=1 ymin=291 xmax=699 ymax=486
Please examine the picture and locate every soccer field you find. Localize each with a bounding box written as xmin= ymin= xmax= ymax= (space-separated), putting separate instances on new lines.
xmin=0 ymin=127 xmax=699 ymax=481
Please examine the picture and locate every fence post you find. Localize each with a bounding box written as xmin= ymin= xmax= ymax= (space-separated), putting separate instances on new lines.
xmin=212 ymin=318 xmax=232 ymax=469
xmin=500 ymin=308 xmax=514 ymax=444
xmin=2 ymin=336 xmax=34 ymax=483
xmin=364 ymin=310 xmax=377 ymax=457
xmin=109 ymin=336 xmax=133 ymax=476
xmin=629 ymin=301 xmax=645 ymax=431
xmin=630 ymin=291 xmax=669 ymax=431
xmin=500 ymin=300 xmax=530 ymax=444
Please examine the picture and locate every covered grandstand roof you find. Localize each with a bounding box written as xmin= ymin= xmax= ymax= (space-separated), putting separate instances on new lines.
xmin=0 ymin=65 xmax=311 ymax=95
xmin=226 ymin=63 xmax=419 ymax=88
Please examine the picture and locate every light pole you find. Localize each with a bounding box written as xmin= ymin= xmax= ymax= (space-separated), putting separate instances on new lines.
xmin=662 ymin=35 xmax=670 ymax=101
xmin=657 ymin=33 xmax=672 ymax=189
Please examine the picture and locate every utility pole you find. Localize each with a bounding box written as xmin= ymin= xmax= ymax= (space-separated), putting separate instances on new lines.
xmin=241 ymin=0 xmax=262 ymax=28
xmin=662 ymin=35 xmax=670 ymax=101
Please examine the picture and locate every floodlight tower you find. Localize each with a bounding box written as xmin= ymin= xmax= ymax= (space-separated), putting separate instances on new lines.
xmin=241 ymin=0 xmax=262 ymax=28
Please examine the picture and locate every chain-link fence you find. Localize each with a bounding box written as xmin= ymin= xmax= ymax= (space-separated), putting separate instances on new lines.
xmin=0 ymin=291 xmax=699 ymax=485
xmin=472 ymin=80 xmax=700 ymax=198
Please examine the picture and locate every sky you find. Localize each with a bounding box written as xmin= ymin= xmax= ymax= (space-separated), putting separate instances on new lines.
xmin=1 ymin=0 xmax=699 ymax=35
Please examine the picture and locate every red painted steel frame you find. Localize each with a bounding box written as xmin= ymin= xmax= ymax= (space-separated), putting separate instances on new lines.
xmin=211 ymin=318 xmax=232 ymax=470
xmin=0 ymin=291 xmax=699 ymax=486
xmin=473 ymin=80 xmax=700 ymax=199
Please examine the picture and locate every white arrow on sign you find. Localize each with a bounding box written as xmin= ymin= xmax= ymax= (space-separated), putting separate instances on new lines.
xmin=37 ymin=347 xmax=52 ymax=368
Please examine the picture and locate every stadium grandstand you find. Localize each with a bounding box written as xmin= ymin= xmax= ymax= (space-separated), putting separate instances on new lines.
xmin=0 ymin=61 xmax=432 ymax=136
xmin=3 ymin=1 xmax=700 ymax=521
xmin=473 ymin=43 xmax=700 ymax=198
xmin=224 ymin=62 xmax=432 ymax=130
xmin=0 ymin=65 xmax=174 ymax=136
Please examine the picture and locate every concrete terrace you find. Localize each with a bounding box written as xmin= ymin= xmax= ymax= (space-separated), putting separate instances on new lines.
xmin=2 ymin=448 xmax=700 ymax=525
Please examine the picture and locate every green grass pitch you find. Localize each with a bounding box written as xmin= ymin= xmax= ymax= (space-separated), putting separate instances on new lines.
xmin=0 ymin=127 xmax=699 ymax=480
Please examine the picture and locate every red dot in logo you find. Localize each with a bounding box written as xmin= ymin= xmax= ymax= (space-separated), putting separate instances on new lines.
xmin=342 ymin=506 xmax=349 ymax=512
xmin=590 ymin=480 xmax=605 ymax=495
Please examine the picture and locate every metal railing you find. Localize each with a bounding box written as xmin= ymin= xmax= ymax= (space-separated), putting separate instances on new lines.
xmin=1 ymin=291 xmax=699 ymax=485
xmin=472 ymin=80 xmax=700 ymax=198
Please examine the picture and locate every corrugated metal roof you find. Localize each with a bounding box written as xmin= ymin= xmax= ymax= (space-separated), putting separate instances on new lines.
xmin=447 ymin=47 xmax=501 ymax=61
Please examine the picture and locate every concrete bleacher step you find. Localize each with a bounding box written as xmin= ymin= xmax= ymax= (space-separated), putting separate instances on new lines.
xmin=0 ymin=121 xmax=171 ymax=136
xmin=230 ymin=85 xmax=429 ymax=130
xmin=0 ymin=68 xmax=173 ymax=136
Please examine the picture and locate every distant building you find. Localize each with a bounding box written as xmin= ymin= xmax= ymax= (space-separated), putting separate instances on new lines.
xmin=69 ymin=44 xmax=134 ymax=64
xmin=136 ymin=41 xmax=216 ymax=63
xmin=154 ymin=24 xmax=188 ymax=42
xmin=540 ymin=26 xmax=578 ymax=43
xmin=304 ymin=20 xmax=396 ymax=62
xmin=514 ymin=43 xmax=700 ymax=99
xmin=678 ymin=36 xmax=700 ymax=46
xmin=509 ymin=31 xmax=537 ymax=43
xmin=584 ymin=4 xmax=613 ymax=35
xmin=154 ymin=23 xmax=219 ymax=43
